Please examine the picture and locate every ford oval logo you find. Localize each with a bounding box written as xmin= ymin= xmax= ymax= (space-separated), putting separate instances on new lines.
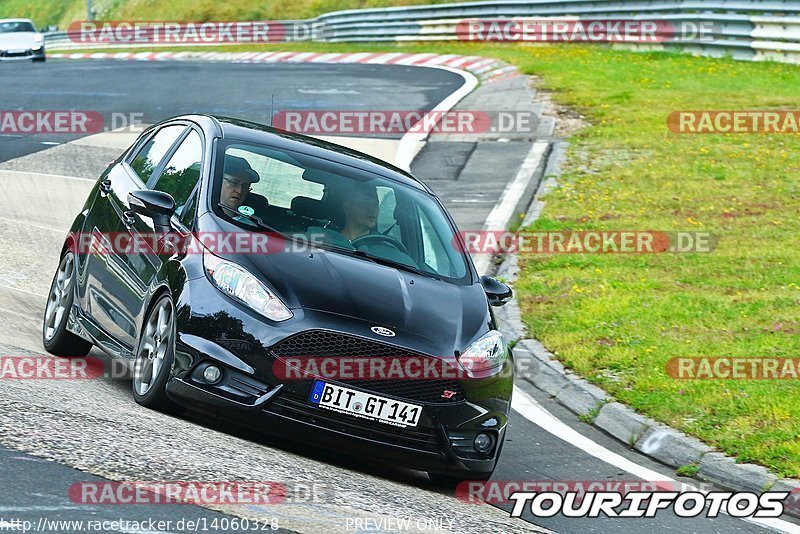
xmin=371 ymin=326 xmax=395 ymax=337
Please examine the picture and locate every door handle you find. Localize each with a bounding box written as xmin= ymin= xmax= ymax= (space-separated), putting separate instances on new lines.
xmin=99 ymin=178 xmax=112 ymax=196
xmin=122 ymin=211 xmax=136 ymax=227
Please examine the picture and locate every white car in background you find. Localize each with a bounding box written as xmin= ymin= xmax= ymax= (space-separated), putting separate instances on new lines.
xmin=0 ymin=18 xmax=45 ymax=62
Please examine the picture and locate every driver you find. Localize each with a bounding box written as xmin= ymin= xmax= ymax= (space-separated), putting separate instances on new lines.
xmin=220 ymin=156 xmax=260 ymax=211
xmin=341 ymin=182 xmax=379 ymax=242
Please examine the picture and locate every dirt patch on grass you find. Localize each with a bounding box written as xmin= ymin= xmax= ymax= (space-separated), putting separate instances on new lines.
xmin=528 ymin=75 xmax=588 ymax=138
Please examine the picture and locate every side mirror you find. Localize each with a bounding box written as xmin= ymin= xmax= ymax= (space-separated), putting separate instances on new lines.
xmin=480 ymin=275 xmax=513 ymax=307
xmin=128 ymin=190 xmax=176 ymax=234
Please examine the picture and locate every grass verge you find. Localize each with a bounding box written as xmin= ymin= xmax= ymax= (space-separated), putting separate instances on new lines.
xmin=1 ymin=0 xmax=461 ymax=30
xmin=54 ymin=41 xmax=800 ymax=477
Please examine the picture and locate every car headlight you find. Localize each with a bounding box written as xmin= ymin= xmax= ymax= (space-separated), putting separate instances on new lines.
xmin=34 ymin=34 xmax=43 ymax=43
xmin=203 ymin=250 xmax=293 ymax=322
xmin=457 ymin=330 xmax=508 ymax=376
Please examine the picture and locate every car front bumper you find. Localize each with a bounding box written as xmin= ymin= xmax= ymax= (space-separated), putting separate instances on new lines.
xmin=0 ymin=47 xmax=45 ymax=61
xmin=164 ymin=274 xmax=513 ymax=476
xmin=167 ymin=375 xmax=507 ymax=475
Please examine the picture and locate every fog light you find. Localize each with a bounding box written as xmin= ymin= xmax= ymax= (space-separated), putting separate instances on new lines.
xmin=203 ymin=365 xmax=222 ymax=384
xmin=473 ymin=432 xmax=494 ymax=453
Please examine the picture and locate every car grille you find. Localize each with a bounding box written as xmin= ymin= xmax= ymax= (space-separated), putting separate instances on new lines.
xmin=270 ymin=330 xmax=465 ymax=404
xmin=0 ymin=50 xmax=31 ymax=58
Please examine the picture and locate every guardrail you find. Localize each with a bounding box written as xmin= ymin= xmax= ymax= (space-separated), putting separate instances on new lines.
xmin=44 ymin=0 xmax=800 ymax=64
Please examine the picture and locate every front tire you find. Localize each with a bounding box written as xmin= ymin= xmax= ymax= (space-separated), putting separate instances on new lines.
xmin=132 ymin=295 xmax=181 ymax=413
xmin=42 ymin=251 xmax=92 ymax=357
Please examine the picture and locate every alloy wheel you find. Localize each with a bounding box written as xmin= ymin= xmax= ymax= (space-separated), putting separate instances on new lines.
xmin=133 ymin=299 xmax=174 ymax=396
xmin=43 ymin=252 xmax=74 ymax=342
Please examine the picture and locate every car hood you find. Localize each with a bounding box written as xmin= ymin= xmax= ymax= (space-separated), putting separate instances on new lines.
xmin=0 ymin=33 xmax=36 ymax=49
xmin=248 ymin=248 xmax=488 ymax=355
xmin=196 ymin=213 xmax=490 ymax=356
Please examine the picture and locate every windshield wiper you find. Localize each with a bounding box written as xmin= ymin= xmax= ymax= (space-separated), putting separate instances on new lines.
xmin=350 ymin=249 xmax=440 ymax=280
xmin=216 ymin=203 xmax=280 ymax=234
xmin=312 ymin=241 xmax=437 ymax=278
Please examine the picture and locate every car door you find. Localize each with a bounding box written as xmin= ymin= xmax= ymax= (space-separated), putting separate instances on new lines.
xmin=111 ymin=126 xmax=205 ymax=351
xmin=81 ymin=123 xmax=187 ymax=352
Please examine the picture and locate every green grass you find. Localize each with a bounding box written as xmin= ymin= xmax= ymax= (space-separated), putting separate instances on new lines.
xmin=676 ymin=464 xmax=700 ymax=478
xmin=0 ymin=0 xmax=87 ymax=29
xmin=0 ymin=0 xmax=462 ymax=30
xmin=113 ymin=0 xmax=461 ymax=24
xmin=43 ymin=37 xmax=800 ymax=476
xmin=504 ymin=46 xmax=800 ymax=478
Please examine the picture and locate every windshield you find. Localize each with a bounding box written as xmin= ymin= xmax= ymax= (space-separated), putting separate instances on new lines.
xmin=212 ymin=140 xmax=470 ymax=282
xmin=0 ymin=21 xmax=35 ymax=33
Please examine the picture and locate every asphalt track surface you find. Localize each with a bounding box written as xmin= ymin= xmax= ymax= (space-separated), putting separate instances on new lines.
xmin=0 ymin=59 xmax=798 ymax=534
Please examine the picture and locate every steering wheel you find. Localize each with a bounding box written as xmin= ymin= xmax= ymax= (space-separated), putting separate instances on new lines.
xmin=351 ymin=234 xmax=410 ymax=255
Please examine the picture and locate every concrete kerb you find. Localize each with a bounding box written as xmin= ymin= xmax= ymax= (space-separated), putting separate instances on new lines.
xmin=49 ymin=50 xmax=519 ymax=84
xmin=697 ymin=453 xmax=778 ymax=493
xmin=635 ymin=424 xmax=713 ymax=468
xmin=773 ymin=479 xmax=800 ymax=517
xmin=490 ymin=113 xmax=800 ymax=518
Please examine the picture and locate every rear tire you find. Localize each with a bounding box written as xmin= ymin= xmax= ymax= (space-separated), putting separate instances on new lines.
xmin=132 ymin=295 xmax=182 ymax=414
xmin=42 ymin=251 xmax=92 ymax=357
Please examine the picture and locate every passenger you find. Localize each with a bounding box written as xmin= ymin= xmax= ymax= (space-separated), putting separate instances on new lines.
xmin=340 ymin=182 xmax=379 ymax=242
xmin=220 ymin=156 xmax=260 ymax=211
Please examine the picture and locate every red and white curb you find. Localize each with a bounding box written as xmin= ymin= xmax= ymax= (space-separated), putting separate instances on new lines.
xmin=49 ymin=50 xmax=518 ymax=83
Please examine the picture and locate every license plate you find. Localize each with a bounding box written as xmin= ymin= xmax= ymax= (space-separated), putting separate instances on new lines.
xmin=308 ymin=380 xmax=422 ymax=428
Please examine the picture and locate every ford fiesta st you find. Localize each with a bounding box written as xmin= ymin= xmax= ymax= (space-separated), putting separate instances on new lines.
xmin=42 ymin=114 xmax=514 ymax=483
xmin=0 ymin=19 xmax=45 ymax=62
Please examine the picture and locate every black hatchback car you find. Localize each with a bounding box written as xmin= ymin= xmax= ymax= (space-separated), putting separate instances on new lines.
xmin=42 ymin=115 xmax=514 ymax=482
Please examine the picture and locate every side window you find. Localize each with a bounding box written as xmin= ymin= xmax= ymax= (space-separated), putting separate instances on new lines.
xmin=377 ymin=186 xmax=401 ymax=239
xmin=129 ymin=125 xmax=185 ymax=183
xmin=226 ymin=148 xmax=323 ymax=208
xmin=418 ymin=205 xmax=464 ymax=277
xmin=152 ymin=130 xmax=203 ymax=218
xmin=419 ymin=210 xmax=445 ymax=272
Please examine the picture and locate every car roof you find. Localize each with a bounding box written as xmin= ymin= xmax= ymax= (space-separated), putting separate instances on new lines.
xmin=190 ymin=114 xmax=430 ymax=193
